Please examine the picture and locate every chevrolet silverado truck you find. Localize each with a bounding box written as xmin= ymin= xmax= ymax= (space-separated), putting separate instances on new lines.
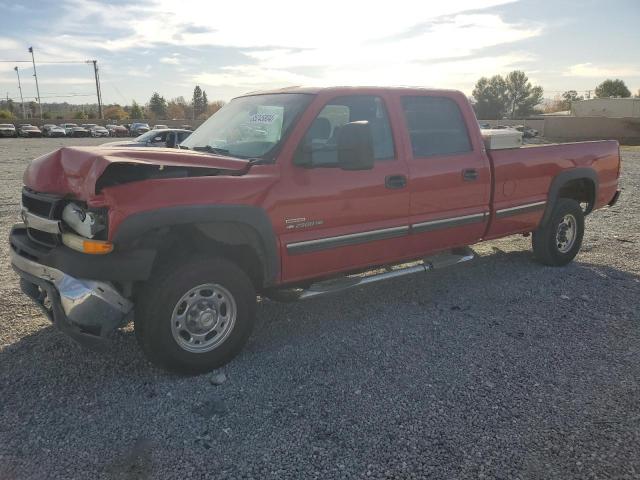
xmin=10 ymin=87 xmax=621 ymax=373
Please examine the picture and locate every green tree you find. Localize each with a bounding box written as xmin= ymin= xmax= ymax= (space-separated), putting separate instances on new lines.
xmin=192 ymin=85 xmax=204 ymax=118
xmin=595 ymin=79 xmax=631 ymax=98
xmin=130 ymin=101 xmax=144 ymax=119
xmin=559 ymin=90 xmax=583 ymax=111
xmin=148 ymin=92 xmax=168 ymax=118
xmin=73 ymin=111 xmax=88 ymax=120
xmin=472 ymin=75 xmax=507 ymax=119
xmin=0 ymin=109 xmax=13 ymax=120
xmin=504 ymin=70 xmax=543 ymax=118
xmin=202 ymin=90 xmax=208 ymax=114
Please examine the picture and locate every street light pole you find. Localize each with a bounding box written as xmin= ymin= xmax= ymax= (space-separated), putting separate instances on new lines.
xmin=14 ymin=66 xmax=26 ymax=119
xmin=28 ymin=46 xmax=42 ymax=119
xmin=88 ymin=60 xmax=103 ymax=119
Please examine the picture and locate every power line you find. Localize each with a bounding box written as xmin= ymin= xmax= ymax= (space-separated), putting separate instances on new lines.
xmin=0 ymin=60 xmax=91 ymax=64
xmin=3 ymin=93 xmax=96 ymax=100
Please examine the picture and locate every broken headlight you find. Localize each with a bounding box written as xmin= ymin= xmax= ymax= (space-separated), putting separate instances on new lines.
xmin=61 ymin=202 xmax=106 ymax=239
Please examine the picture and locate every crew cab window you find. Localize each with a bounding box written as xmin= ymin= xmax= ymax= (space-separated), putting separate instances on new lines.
xmin=298 ymin=95 xmax=394 ymax=167
xmin=401 ymin=96 xmax=471 ymax=157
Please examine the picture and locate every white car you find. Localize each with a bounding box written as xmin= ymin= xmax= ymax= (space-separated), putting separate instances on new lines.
xmin=153 ymin=124 xmax=168 ymax=130
xmin=90 ymin=126 xmax=110 ymax=137
xmin=0 ymin=123 xmax=17 ymax=138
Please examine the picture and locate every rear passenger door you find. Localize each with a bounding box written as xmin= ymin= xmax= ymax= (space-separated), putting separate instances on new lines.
xmin=399 ymin=94 xmax=491 ymax=255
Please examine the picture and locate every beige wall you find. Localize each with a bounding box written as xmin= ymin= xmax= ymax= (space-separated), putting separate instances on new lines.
xmin=543 ymin=116 xmax=640 ymax=144
xmin=572 ymin=98 xmax=640 ymax=118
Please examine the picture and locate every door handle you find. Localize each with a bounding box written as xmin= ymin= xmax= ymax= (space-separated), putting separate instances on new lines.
xmin=385 ymin=174 xmax=407 ymax=189
xmin=462 ymin=169 xmax=478 ymax=181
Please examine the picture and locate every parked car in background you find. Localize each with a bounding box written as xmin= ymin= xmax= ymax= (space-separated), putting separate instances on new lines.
xmin=81 ymin=124 xmax=99 ymax=134
xmin=42 ymin=124 xmax=66 ymax=137
xmin=181 ymin=124 xmax=193 ymax=130
xmin=90 ymin=125 xmax=110 ymax=138
xmin=102 ymin=128 xmax=192 ymax=148
xmin=514 ymin=125 xmax=539 ymax=138
xmin=0 ymin=123 xmax=17 ymax=137
xmin=106 ymin=124 xmax=129 ymax=137
xmin=129 ymin=122 xmax=150 ymax=136
xmin=61 ymin=123 xmax=90 ymax=137
xmin=18 ymin=125 xmax=42 ymax=137
xmin=153 ymin=124 xmax=168 ymax=130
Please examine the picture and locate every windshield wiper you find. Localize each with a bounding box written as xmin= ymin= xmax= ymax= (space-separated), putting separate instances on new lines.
xmin=193 ymin=145 xmax=231 ymax=156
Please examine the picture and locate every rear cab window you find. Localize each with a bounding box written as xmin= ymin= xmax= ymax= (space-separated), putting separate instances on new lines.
xmin=401 ymin=96 xmax=472 ymax=158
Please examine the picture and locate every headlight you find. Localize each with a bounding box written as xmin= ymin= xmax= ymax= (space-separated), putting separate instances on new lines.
xmin=62 ymin=202 xmax=106 ymax=239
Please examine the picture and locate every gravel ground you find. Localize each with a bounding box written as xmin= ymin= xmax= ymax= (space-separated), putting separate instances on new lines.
xmin=0 ymin=138 xmax=639 ymax=479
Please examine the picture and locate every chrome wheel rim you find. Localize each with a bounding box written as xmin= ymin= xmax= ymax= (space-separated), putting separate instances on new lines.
xmin=556 ymin=214 xmax=577 ymax=253
xmin=170 ymin=283 xmax=237 ymax=353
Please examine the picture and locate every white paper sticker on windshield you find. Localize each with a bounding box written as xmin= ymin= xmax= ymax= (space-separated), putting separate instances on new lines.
xmin=249 ymin=113 xmax=278 ymax=124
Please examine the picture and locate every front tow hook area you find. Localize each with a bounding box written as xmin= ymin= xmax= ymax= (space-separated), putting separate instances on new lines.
xmin=11 ymin=248 xmax=133 ymax=350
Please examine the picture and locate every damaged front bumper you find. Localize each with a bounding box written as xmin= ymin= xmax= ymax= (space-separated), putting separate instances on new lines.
xmin=10 ymin=247 xmax=133 ymax=349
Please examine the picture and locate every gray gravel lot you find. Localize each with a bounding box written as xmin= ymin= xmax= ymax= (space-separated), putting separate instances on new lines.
xmin=1 ymin=138 xmax=639 ymax=479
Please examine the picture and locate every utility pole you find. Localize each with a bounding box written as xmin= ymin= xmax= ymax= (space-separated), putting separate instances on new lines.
xmin=14 ymin=66 xmax=26 ymax=119
xmin=88 ymin=60 xmax=103 ymax=119
xmin=28 ymin=47 xmax=42 ymax=119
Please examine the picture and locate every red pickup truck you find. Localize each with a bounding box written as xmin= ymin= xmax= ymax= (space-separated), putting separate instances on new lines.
xmin=10 ymin=87 xmax=621 ymax=372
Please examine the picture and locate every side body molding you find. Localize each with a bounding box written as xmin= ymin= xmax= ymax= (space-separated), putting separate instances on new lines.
xmin=541 ymin=167 xmax=598 ymax=225
xmin=113 ymin=205 xmax=279 ymax=286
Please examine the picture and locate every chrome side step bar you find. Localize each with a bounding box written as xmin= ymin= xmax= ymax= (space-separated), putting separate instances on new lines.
xmin=270 ymin=247 xmax=475 ymax=302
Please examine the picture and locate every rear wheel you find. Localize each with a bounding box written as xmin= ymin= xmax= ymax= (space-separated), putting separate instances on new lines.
xmin=532 ymin=198 xmax=584 ymax=266
xmin=135 ymin=257 xmax=257 ymax=373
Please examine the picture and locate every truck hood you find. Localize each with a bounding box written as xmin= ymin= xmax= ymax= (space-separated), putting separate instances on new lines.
xmin=24 ymin=145 xmax=250 ymax=200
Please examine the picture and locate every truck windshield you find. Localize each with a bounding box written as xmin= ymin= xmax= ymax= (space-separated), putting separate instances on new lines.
xmin=180 ymin=93 xmax=313 ymax=160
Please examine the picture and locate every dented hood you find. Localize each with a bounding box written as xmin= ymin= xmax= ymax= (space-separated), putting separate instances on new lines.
xmin=23 ymin=146 xmax=250 ymax=199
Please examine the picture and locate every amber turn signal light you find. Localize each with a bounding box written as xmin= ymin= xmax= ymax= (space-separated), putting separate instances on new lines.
xmin=62 ymin=233 xmax=113 ymax=255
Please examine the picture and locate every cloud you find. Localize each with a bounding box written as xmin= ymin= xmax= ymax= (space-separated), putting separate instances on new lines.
xmin=563 ymin=63 xmax=640 ymax=78
xmin=160 ymin=54 xmax=181 ymax=65
xmin=0 ymin=0 xmax=546 ymax=101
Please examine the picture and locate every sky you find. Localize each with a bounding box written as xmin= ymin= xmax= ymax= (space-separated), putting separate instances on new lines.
xmin=0 ymin=0 xmax=639 ymax=105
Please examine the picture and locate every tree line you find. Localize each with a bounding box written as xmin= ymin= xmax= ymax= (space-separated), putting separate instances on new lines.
xmin=472 ymin=71 xmax=636 ymax=120
xmin=0 ymin=85 xmax=225 ymax=122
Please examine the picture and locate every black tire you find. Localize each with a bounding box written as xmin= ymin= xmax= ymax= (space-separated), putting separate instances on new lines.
xmin=135 ymin=256 xmax=257 ymax=373
xmin=532 ymin=198 xmax=584 ymax=266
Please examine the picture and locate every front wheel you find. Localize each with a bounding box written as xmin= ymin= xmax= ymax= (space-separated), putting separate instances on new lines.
xmin=135 ymin=257 xmax=257 ymax=373
xmin=532 ymin=198 xmax=584 ymax=266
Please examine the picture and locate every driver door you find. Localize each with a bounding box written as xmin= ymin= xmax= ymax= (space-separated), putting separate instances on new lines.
xmin=276 ymin=93 xmax=411 ymax=284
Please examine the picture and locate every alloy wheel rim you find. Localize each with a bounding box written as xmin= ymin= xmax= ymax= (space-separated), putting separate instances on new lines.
xmin=170 ymin=283 xmax=237 ymax=353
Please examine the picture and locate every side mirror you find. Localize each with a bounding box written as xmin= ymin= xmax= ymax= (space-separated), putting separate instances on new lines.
xmin=337 ymin=121 xmax=374 ymax=171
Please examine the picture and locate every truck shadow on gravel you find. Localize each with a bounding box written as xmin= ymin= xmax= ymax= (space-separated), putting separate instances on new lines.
xmin=1 ymin=250 xmax=638 ymax=383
